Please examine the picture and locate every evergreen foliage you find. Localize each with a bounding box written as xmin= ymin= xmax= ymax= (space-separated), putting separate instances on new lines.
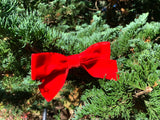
xmin=37 ymin=0 xmax=93 ymax=29
xmin=0 ymin=0 xmax=160 ymax=119
xmin=73 ymin=13 xmax=160 ymax=120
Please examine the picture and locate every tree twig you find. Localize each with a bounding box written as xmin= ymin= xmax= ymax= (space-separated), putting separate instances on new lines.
xmin=95 ymin=0 xmax=99 ymax=10
xmin=155 ymin=36 xmax=160 ymax=41
xmin=87 ymin=7 xmax=98 ymax=11
xmin=25 ymin=43 xmax=41 ymax=53
xmin=133 ymin=86 xmax=153 ymax=98
xmin=87 ymin=0 xmax=99 ymax=11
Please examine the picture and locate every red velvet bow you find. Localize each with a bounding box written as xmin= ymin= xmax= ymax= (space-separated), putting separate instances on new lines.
xmin=31 ymin=42 xmax=118 ymax=102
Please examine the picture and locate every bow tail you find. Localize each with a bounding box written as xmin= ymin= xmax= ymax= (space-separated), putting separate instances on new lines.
xmin=82 ymin=59 xmax=118 ymax=81
xmin=38 ymin=69 xmax=69 ymax=102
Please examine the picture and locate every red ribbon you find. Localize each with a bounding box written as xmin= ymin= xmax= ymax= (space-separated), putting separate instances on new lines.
xmin=31 ymin=42 xmax=118 ymax=102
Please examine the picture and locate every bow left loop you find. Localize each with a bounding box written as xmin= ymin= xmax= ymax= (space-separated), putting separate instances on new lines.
xmin=31 ymin=53 xmax=69 ymax=102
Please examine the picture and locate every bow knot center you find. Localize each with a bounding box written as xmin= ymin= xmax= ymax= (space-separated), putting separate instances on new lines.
xmin=67 ymin=54 xmax=80 ymax=68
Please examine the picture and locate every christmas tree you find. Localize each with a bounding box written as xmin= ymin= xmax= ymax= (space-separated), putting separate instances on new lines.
xmin=0 ymin=0 xmax=160 ymax=119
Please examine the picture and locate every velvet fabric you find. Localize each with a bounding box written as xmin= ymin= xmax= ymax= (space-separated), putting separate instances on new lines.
xmin=31 ymin=42 xmax=118 ymax=102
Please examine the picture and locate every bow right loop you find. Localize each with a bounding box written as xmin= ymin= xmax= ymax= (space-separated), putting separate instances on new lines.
xmin=80 ymin=42 xmax=111 ymax=63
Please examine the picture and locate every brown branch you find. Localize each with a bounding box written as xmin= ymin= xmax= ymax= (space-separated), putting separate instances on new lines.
xmin=87 ymin=7 xmax=98 ymax=11
xmin=155 ymin=36 xmax=160 ymax=41
xmin=25 ymin=43 xmax=41 ymax=53
xmin=95 ymin=0 xmax=99 ymax=10
xmin=153 ymin=80 xmax=160 ymax=87
xmin=87 ymin=0 xmax=99 ymax=11
xmin=133 ymin=86 xmax=153 ymax=98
